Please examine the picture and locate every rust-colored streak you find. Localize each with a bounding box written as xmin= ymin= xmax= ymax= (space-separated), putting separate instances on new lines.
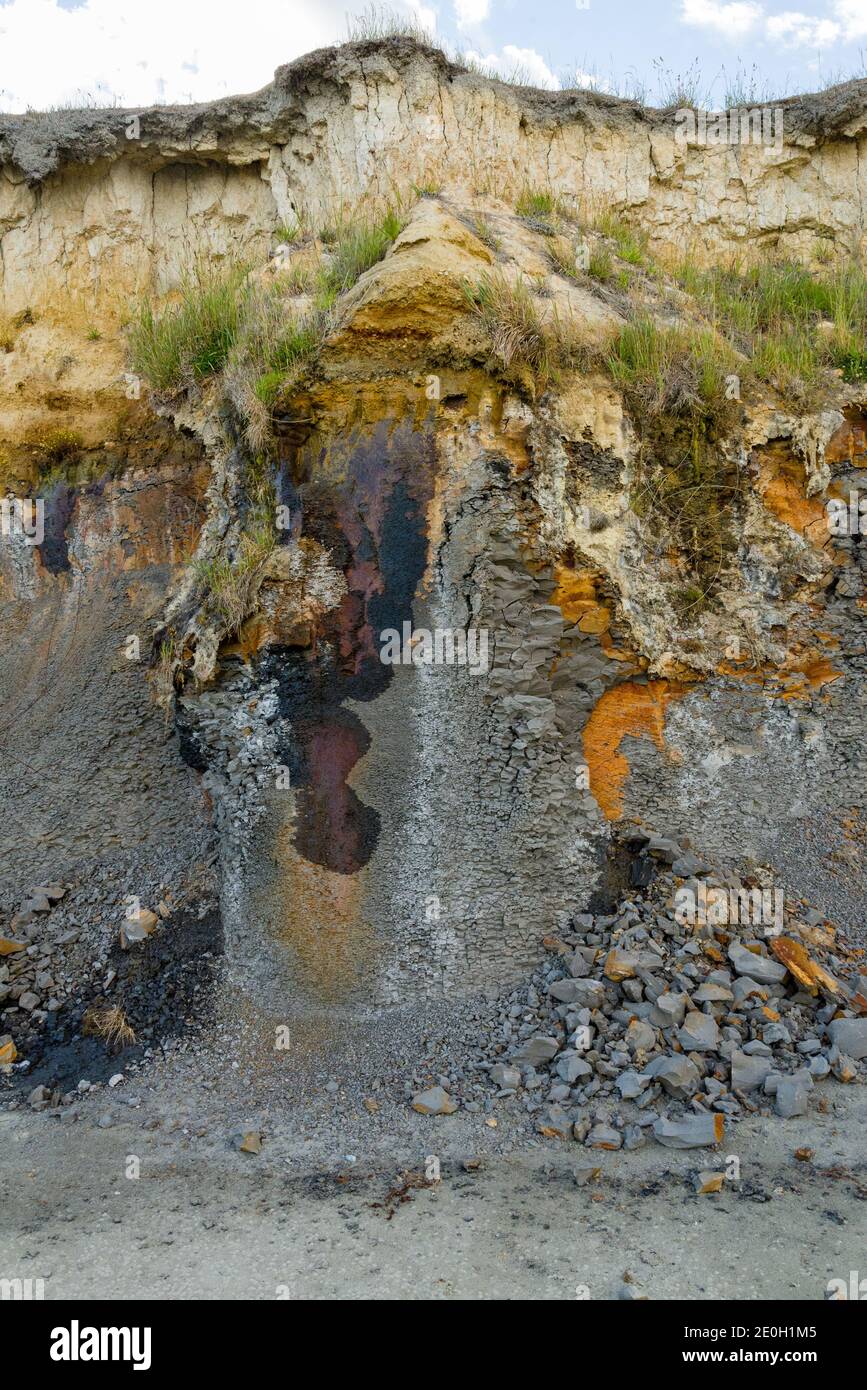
xmin=583 ymin=680 xmax=685 ymax=820
xmin=273 ymin=828 xmax=377 ymax=1002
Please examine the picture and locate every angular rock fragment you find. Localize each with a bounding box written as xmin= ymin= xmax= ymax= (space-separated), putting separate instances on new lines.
xmin=412 ymin=1085 xmax=458 ymax=1115
xmin=731 ymin=1049 xmax=773 ymax=1091
xmin=511 ymin=1035 xmax=560 ymax=1066
xmin=677 ymin=1010 xmax=719 ymax=1053
xmin=646 ymin=1053 xmax=700 ymax=1100
xmin=587 ymin=1123 xmax=622 ymax=1150
xmin=653 ymin=1113 xmax=724 ymax=1149
xmin=827 ymin=1017 xmax=867 ymax=1061
xmin=728 ymin=943 xmax=787 ymax=986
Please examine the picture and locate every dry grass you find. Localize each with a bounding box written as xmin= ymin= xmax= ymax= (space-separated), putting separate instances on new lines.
xmin=82 ymin=1005 xmax=137 ymax=1051
xmin=465 ymin=270 xmax=593 ymax=386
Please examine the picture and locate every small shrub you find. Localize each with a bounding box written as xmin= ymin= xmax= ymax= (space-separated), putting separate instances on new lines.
xmin=548 ymin=237 xmax=582 ymax=281
xmin=515 ymin=186 xmax=576 ymax=236
xmin=607 ymin=317 xmax=738 ymax=424
xmin=195 ymin=504 xmax=275 ymax=637
xmin=224 ymin=284 xmax=329 ymax=450
xmin=466 ymin=271 xmax=552 ymax=377
xmin=675 ymin=257 xmax=867 ymax=400
xmin=279 ymin=260 xmax=315 ymax=296
xmin=346 ymin=2 xmax=436 ymax=45
xmin=275 ymin=222 xmax=303 ymax=245
xmin=588 ymin=246 xmax=614 ymax=282
xmin=596 ymin=211 xmax=650 ymax=268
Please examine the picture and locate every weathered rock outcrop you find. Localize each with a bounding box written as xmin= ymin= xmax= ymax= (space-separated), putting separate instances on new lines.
xmin=1 ymin=39 xmax=866 ymax=1028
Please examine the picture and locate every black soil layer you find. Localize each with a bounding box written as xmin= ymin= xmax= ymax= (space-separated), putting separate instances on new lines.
xmin=6 ymin=907 xmax=224 ymax=1094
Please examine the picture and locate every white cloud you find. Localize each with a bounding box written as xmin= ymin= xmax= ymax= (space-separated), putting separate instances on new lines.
xmin=572 ymin=69 xmax=614 ymax=92
xmin=454 ymin=0 xmax=490 ymax=29
xmin=0 ymin=0 xmax=436 ymax=112
xmin=831 ymin=0 xmax=867 ymax=38
xmin=680 ymin=0 xmax=764 ymax=37
xmin=465 ymin=45 xmax=559 ymax=88
xmin=765 ymin=9 xmax=841 ymax=44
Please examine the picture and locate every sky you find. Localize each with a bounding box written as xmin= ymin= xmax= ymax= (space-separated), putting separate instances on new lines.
xmin=2 ymin=0 xmax=867 ymax=111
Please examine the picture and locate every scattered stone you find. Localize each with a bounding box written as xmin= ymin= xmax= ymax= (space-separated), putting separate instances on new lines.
xmin=625 ymin=1019 xmax=656 ymax=1053
xmin=653 ymin=1113 xmax=724 ymax=1149
xmin=694 ymin=1170 xmax=725 ymax=1194
xmin=237 ymin=1131 xmax=262 ymax=1154
xmin=549 ymin=977 xmax=605 ymax=1008
xmin=647 ymin=1053 xmax=700 ymax=1100
xmin=412 ymin=1086 xmax=458 ymax=1115
xmin=831 ymin=1053 xmax=858 ymax=1083
xmin=490 ymin=1064 xmax=521 ymax=1089
xmin=775 ymin=1077 xmax=809 ymax=1118
xmin=728 ymin=942 xmax=787 ymax=985
xmin=537 ymin=1106 xmax=571 ymax=1139
xmin=827 ymin=1017 xmax=867 ymax=1061
xmin=731 ymin=1049 xmax=773 ymax=1092
xmin=604 ymin=948 xmax=639 ymax=982
xmin=677 ymin=1010 xmax=720 ymax=1053
xmin=649 ymin=991 xmax=687 ymax=1028
xmin=573 ymin=1165 xmax=602 ymax=1186
xmin=617 ymin=1070 xmax=650 ymax=1100
xmin=511 ymin=1035 xmax=560 ymax=1066
xmin=556 ymin=1053 xmax=591 ymax=1085
xmin=587 ymin=1123 xmax=622 ymax=1150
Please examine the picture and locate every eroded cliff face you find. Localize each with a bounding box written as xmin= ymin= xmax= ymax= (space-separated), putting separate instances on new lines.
xmin=3 ymin=37 xmax=867 ymax=318
xmin=2 ymin=39 xmax=866 ymax=1027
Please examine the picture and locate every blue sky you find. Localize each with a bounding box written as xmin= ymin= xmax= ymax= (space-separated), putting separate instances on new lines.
xmin=1 ymin=0 xmax=866 ymax=110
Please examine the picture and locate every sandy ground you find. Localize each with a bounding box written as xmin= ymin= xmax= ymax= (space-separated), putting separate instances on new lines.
xmin=2 ymin=1078 xmax=865 ymax=1301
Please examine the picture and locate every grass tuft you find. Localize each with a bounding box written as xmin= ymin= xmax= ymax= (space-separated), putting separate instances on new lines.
xmin=83 ymin=1005 xmax=137 ymax=1051
xmin=607 ymin=317 xmax=738 ymax=424
xmin=465 ymin=270 xmax=591 ymax=386
xmin=128 ymin=260 xmax=249 ymax=394
xmin=674 ymin=257 xmax=867 ymax=399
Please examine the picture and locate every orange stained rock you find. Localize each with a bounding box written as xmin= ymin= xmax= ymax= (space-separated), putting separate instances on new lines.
xmin=716 ymin=651 xmax=843 ymax=698
xmin=551 ymin=565 xmax=600 ymax=624
xmin=771 ymin=936 xmax=843 ymax=997
xmin=760 ymin=472 xmax=829 ymax=541
xmin=582 ymin=679 xmax=686 ymax=821
xmin=577 ymin=604 xmax=611 ymax=635
xmin=825 ymin=410 xmax=867 ymax=467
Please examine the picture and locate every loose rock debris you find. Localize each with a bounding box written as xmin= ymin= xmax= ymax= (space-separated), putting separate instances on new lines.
xmin=461 ymin=832 xmax=866 ymax=1151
